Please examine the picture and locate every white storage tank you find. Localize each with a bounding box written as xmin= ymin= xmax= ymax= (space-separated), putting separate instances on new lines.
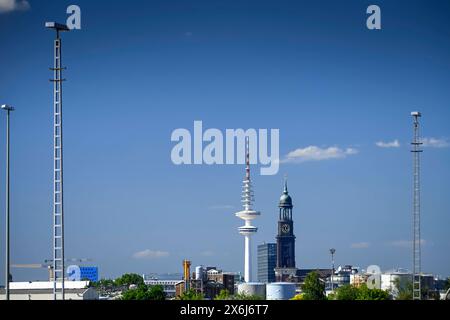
xmin=266 ymin=282 xmax=296 ymax=300
xmin=237 ymin=283 xmax=266 ymax=299
xmin=195 ymin=266 xmax=204 ymax=280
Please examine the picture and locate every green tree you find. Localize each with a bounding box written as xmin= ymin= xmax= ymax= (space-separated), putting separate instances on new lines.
xmin=233 ymin=293 xmax=264 ymax=300
xmin=178 ymin=289 xmax=204 ymax=300
xmin=90 ymin=278 xmax=117 ymax=295
xmin=147 ymin=285 xmax=166 ymax=300
xmin=121 ymin=284 xmax=166 ymax=300
xmin=334 ymin=284 xmax=359 ymax=300
xmin=301 ymin=271 xmax=326 ymax=300
xmin=394 ymin=278 xmax=413 ymax=300
xmin=115 ymin=273 xmax=144 ymax=287
xmin=91 ymin=278 xmax=114 ymax=288
xmin=356 ymin=284 xmax=390 ymax=300
xmin=214 ymin=289 xmax=232 ymax=300
xmin=333 ymin=284 xmax=390 ymax=300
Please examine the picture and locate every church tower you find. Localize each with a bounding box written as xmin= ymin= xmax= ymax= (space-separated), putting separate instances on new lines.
xmin=275 ymin=178 xmax=297 ymax=281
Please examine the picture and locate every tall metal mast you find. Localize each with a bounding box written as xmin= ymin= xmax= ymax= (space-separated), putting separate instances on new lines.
xmin=329 ymin=248 xmax=336 ymax=292
xmin=1 ymin=104 xmax=14 ymax=300
xmin=46 ymin=22 xmax=69 ymax=300
xmin=411 ymin=111 xmax=422 ymax=300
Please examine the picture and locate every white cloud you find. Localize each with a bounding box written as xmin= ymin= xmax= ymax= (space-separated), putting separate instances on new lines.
xmin=389 ymin=239 xmax=426 ymax=248
xmin=376 ymin=140 xmax=400 ymax=148
xmin=422 ymin=137 xmax=449 ymax=148
xmin=350 ymin=242 xmax=370 ymax=249
xmin=132 ymin=249 xmax=169 ymax=259
xmin=0 ymin=0 xmax=30 ymax=13
xmin=282 ymin=146 xmax=358 ymax=163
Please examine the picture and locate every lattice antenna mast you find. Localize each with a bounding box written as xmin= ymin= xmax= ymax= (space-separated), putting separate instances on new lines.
xmin=242 ymin=137 xmax=254 ymax=211
xmin=46 ymin=22 xmax=69 ymax=300
xmin=411 ymin=111 xmax=423 ymax=300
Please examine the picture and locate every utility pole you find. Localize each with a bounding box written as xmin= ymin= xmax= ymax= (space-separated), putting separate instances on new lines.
xmin=330 ymin=248 xmax=335 ymax=292
xmin=411 ymin=111 xmax=423 ymax=300
xmin=1 ymin=104 xmax=14 ymax=300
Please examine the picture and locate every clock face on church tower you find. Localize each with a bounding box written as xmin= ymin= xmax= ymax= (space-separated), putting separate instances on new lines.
xmin=281 ymin=223 xmax=290 ymax=234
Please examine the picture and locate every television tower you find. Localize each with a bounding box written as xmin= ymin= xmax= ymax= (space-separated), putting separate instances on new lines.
xmin=235 ymin=137 xmax=260 ymax=283
xmin=46 ymin=22 xmax=70 ymax=300
xmin=411 ymin=111 xmax=423 ymax=300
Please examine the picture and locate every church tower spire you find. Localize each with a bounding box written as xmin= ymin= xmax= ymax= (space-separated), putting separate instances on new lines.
xmin=275 ymin=176 xmax=297 ymax=281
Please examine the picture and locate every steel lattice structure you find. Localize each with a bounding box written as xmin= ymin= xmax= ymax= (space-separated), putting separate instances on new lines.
xmin=46 ymin=22 xmax=69 ymax=300
xmin=411 ymin=111 xmax=423 ymax=300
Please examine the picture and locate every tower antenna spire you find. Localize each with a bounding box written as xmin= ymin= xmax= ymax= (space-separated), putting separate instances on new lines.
xmin=245 ymin=136 xmax=250 ymax=181
xmin=283 ymin=174 xmax=288 ymax=193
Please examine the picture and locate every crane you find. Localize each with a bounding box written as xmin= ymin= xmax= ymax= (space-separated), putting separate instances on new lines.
xmin=12 ymin=258 xmax=92 ymax=281
xmin=12 ymin=263 xmax=54 ymax=281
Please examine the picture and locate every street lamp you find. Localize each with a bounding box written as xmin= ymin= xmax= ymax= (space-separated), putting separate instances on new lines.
xmin=1 ymin=104 xmax=14 ymax=300
xmin=329 ymin=248 xmax=336 ymax=292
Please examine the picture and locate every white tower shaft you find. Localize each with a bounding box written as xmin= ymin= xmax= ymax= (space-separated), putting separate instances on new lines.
xmin=244 ymin=234 xmax=251 ymax=282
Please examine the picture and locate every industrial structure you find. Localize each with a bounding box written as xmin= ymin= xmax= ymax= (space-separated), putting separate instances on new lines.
xmin=235 ymin=137 xmax=260 ymax=283
xmin=190 ymin=266 xmax=237 ymax=298
xmin=183 ymin=259 xmax=191 ymax=291
xmin=266 ymin=282 xmax=296 ymax=300
xmin=237 ymin=282 xmax=266 ymax=298
xmin=12 ymin=258 xmax=95 ymax=282
xmin=144 ymin=264 xmax=237 ymax=299
xmin=411 ymin=111 xmax=423 ymax=300
xmin=45 ymin=21 xmax=70 ymax=300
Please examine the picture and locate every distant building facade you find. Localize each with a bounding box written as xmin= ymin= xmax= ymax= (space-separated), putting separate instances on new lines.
xmin=144 ymin=279 xmax=184 ymax=298
xmin=80 ymin=266 xmax=99 ymax=282
xmin=327 ymin=265 xmax=359 ymax=289
xmin=257 ymin=243 xmax=277 ymax=283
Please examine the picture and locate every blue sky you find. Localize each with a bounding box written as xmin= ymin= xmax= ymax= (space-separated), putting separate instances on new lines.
xmin=0 ymin=0 xmax=449 ymax=282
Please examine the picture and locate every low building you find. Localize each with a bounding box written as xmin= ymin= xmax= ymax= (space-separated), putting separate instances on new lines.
xmin=207 ymin=272 xmax=235 ymax=295
xmin=381 ymin=269 xmax=411 ymax=297
xmin=296 ymin=269 xmax=333 ymax=283
xmin=0 ymin=281 xmax=98 ymax=300
xmin=143 ymin=279 xmax=184 ymax=299
xmin=328 ymin=265 xmax=359 ymax=289
xmin=350 ymin=273 xmax=369 ymax=288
